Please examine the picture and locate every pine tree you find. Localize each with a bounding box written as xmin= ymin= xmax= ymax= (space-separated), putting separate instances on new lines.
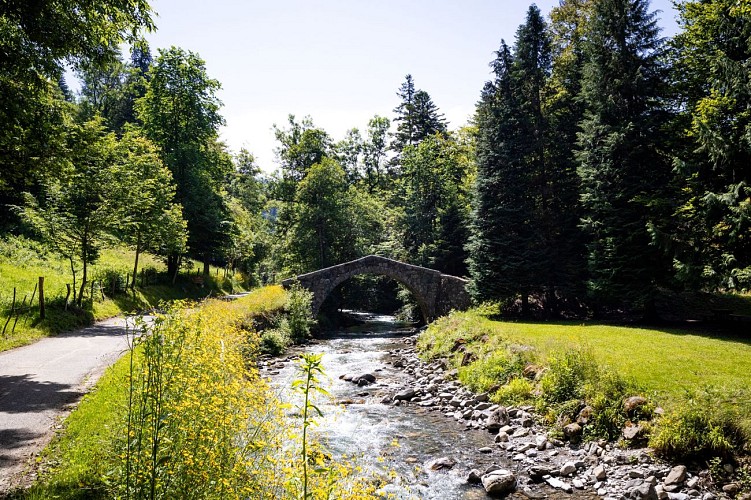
xmin=576 ymin=0 xmax=672 ymax=314
xmin=391 ymin=75 xmax=447 ymax=155
xmin=468 ymin=41 xmax=539 ymax=312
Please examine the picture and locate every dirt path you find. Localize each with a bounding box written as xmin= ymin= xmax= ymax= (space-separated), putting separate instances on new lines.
xmin=0 ymin=316 xmax=143 ymax=492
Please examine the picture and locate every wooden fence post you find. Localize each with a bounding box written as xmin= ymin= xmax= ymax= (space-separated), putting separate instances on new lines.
xmin=38 ymin=277 xmax=45 ymax=319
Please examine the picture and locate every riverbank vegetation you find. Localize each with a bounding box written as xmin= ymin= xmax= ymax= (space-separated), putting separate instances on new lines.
xmin=22 ymin=286 xmax=375 ymax=499
xmin=419 ymin=309 xmax=751 ymax=462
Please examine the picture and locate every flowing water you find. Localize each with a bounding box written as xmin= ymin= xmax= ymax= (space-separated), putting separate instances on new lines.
xmin=266 ymin=312 xmax=517 ymax=499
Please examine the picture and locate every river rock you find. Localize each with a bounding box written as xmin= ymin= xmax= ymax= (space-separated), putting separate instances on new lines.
xmin=593 ymin=464 xmax=608 ymax=480
xmin=535 ymin=435 xmax=548 ymax=450
xmin=546 ymin=477 xmax=573 ymax=493
xmin=560 ymin=461 xmax=577 ymax=476
xmin=486 ymin=406 xmax=510 ymax=432
xmin=394 ymin=388 xmax=417 ymax=401
xmin=528 ymin=465 xmax=553 ymax=481
xmin=427 ymin=456 xmax=456 ymax=471
xmin=624 ymin=424 xmax=644 ymax=440
xmin=355 ymin=373 xmax=376 ymax=386
xmin=495 ymin=431 xmax=509 ymax=443
xmin=481 ymin=469 xmax=517 ymax=496
xmin=466 ymin=469 xmax=483 ymax=484
xmin=721 ymin=483 xmax=740 ymax=495
xmin=563 ymin=422 xmax=582 ymax=441
xmin=630 ymin=482 xmax=658 ymax=500
xmin=664 ymin=466 xmax=687 ymax=486
xmin=625 ymin=396 xmax=649 ymax=414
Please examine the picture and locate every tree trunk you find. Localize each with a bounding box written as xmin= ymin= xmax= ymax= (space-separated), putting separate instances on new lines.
xmin=167 ymin=253 xmax=179 ymax=279
xmin=521 ymin=292 xmax=530 ymax=318
xmin=203 ymin=256 xmax=210 ymax=276
xmin=132 ymin=234 xmax=141 ymax=289
xmin=171 ymin=255 xmax=182 ymax=285
xmin=69 ymin=257 xmax=77 ymax=303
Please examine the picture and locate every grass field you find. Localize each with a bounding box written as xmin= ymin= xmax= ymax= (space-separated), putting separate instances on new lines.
xmin=0 ymin=236 xmax=246 ymax=351
xmin=421 ymin=311 xmax=751 ymax=405
xmin=419 ymin=309 xmax=751 ymax=456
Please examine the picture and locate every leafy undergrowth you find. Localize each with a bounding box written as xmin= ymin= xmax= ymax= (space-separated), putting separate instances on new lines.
xmin=0 ymin=236 xmax=246 ymax=351
xmin=20 ymin=286 xmax=375 ymax=500
xmin=418 ymin=309 xmax=751 ymax=461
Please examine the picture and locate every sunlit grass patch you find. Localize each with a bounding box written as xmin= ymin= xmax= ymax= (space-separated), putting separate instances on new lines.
xmin=0 ymin=235 xmax=245 ymax=351
xmin=419 ymin=309 xmax=751 ymax=458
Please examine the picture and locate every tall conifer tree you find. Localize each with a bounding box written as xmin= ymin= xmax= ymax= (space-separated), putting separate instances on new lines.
xmin=468 ymin=40 xmax=539 ymax=311
xmin=576 ymin=0 xmax=672 ymax=314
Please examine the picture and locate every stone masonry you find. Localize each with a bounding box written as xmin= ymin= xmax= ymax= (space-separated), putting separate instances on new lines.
xmin=281 ymin=255 xmax=471 ymax=322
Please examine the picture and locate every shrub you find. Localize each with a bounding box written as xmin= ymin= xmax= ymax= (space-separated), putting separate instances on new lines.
xmin=285 ymin=282 xmax=314 ymax=343
xmin=261 ymin=325 xmax=291 ymax=356
xmin=540 ymin=348 xmax=597 ymax=405
xmin=650 ymin=391 xmax=746 ymax=461
xmin=584 ymin=370 xmax=645 ymax=441
xmin=492 ymin=377 xmax=535 ymax=405
xmin=459 ymin=349 xmax=527 ymax=393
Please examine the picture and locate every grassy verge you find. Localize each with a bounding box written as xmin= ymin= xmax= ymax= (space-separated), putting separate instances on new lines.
xmin=419 ymin=309 xmax=751 ymax=460
xmin=0 ymin=236 xmax=245 ymax=351
xmin=21 ymin=286 xmax=373 ymax=499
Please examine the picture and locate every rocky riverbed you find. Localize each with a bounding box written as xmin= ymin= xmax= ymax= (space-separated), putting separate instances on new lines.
xmin=259 ymin=316 xmax=745 ymax=499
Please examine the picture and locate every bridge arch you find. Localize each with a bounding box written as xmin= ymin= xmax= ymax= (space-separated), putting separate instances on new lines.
xmin=281 ymin=255 xmax=470 ymax=322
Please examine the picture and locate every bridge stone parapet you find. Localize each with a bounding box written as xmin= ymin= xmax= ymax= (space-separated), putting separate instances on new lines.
xmin=281 ymin=255 xmax=470 ymax=322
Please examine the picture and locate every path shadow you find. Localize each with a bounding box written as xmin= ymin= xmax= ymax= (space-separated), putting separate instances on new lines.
xmin=0 ymin=428 xmax=43 ymax=471
xmin=0 ymin=374 xmax=83 ymax=414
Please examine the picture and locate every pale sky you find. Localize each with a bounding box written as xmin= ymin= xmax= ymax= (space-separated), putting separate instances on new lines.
xmin=141 ymin=0 xmax=680 ymax=171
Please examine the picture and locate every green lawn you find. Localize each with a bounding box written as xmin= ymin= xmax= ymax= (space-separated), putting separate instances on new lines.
xmin=420 ymin=311 xmax=751 ymax=407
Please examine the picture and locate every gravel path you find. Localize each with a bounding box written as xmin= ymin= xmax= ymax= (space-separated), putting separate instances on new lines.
xmin=0 ymin=316 xmax=139 ymax=492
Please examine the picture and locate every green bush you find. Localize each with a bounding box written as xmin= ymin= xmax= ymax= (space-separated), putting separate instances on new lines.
xmin=650 ymin=391 xmax=746 ymax=460
xmin=541 ymin=349 xmax=597 ymax=404
xmin=584 ymin=371 xmax=646 ymax=441
xmin=492 ymin=377 xmax=535 ymax=405
xmin=261 ymin=326 xmax=292 ymax=356
xmin=459 ymin=348 xmax=527 ymax=393
xmin=285 ymin=283 xmax=314 ymax=343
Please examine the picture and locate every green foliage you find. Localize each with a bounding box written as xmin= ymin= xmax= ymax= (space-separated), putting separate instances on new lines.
xmin=291 ymin=353 xmax=329 ymax=500
xmin=540 ymin=349 xmax=596 ymax=404
xmin=584 ymin=371 xmax=645 ymax=441
xmin=390 ymin=75 xmax=447 ymax=155
xmin=650 ymin=390 xmax=747 ymax=460
xmin=260 ymin=326 xmax=291 ymax=356
xmin=458 ymin=349 xmax=527 ymax=394
xmin=137 ymin=46 xmax=229 ymax=270
xmin=492 ymin=377 xmax=535 ymax=405
xmin=108 ymin=130 xmax=187 ymax=287
xmin=670 ymin=0 xmax=751 ymax=291
xmin=576 ymin=0 xmax=673 ymax=311
xmin=19 ymin=118 xmax=119 ymax=306
xmin=399 ymin=133 xmax=471 ymax=276
xmin=0 ymin=0 xmax=153 ymax=228
xmin=285 ymin=283 xmax=315 ymax=343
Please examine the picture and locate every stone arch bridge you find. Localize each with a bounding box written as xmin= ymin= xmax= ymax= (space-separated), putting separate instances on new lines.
xmin=281 ymin=255 xmax=471 ymax=322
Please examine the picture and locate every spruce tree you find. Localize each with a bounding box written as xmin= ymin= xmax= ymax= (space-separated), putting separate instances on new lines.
xmin=391 ymin=75 xmax=447 ymax=155
xmin=468 ymin=41 xmax=539 ymax=312
xmin=576 ymin=0 xmax=672 ymax=314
